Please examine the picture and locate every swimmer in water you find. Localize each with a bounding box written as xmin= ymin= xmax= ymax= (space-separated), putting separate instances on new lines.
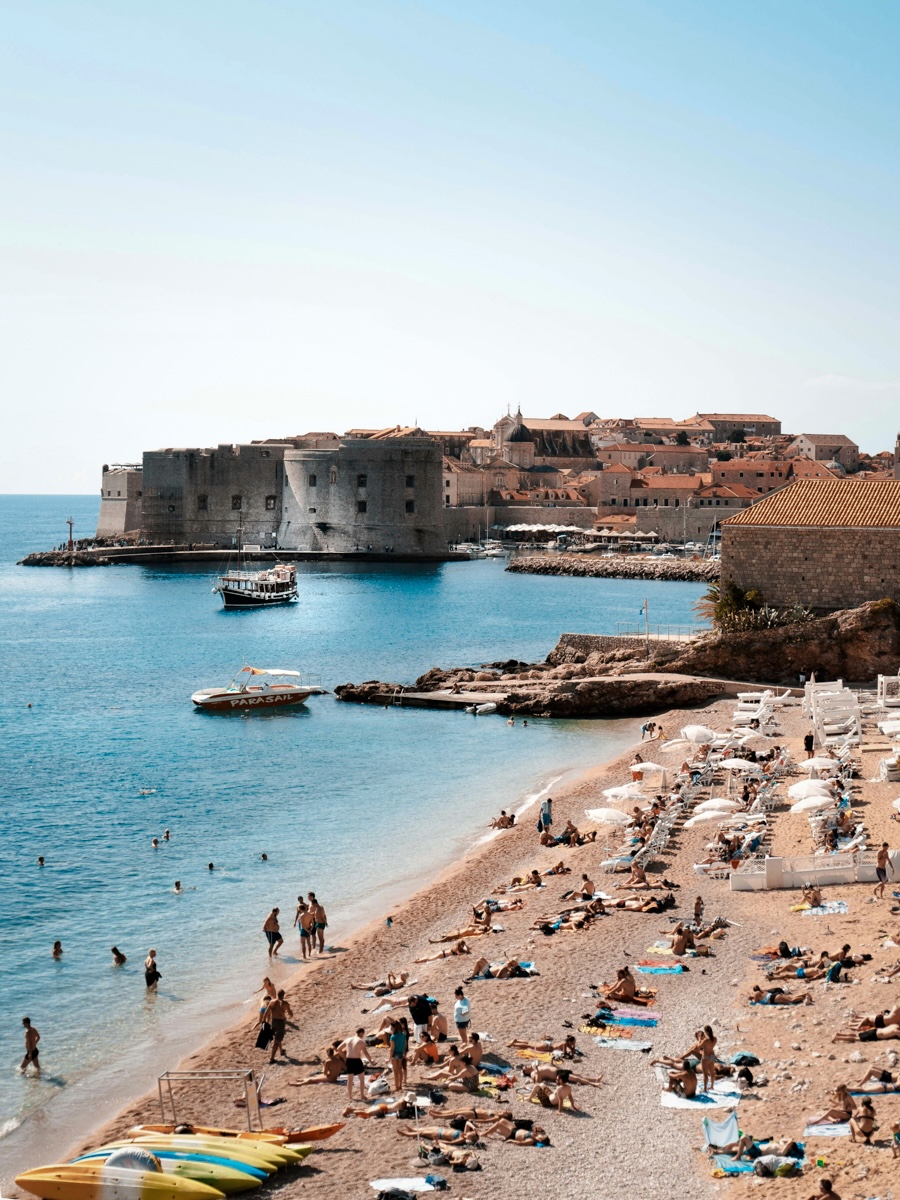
xmin=163 ymin=829 xmax=170 ymax=841
xmin=208 ymin=863 xmax=215 ymax=871
xmin=261 ymin=853 xmax=268 ymax=861
xmin=37 ymin=856 xmax=45 ymax=867
xmin=111 ymin=946 xmax=127 ymax=966
xmin=152 ymin=838 xmax=159 ymax=849
xmin=52 ymin=941 xmax=62 ymax=959
xmin=174 ymin=881 xmax=182 ymax=893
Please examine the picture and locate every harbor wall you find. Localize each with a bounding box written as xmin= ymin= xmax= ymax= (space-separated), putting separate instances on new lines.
xmin=96 ymin=466 xmax=143 ymax=537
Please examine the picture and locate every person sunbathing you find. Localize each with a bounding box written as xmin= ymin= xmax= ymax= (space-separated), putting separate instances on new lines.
xmin=415 ymin=939 xmax=471 ymax=963
xmin=490 ymin=810 xmax=515 ymax=829
xmin=749 ymin=985 xmax=812 ymax=1006
xmin=409 ymin=1031 xmax=441 ymax=1066
xmin=508 ymin=1034 xmax=578 ymax=1057
xmin=523 ymin=1063 xmax=603 ymax=1089
xmin=529 ymin=1079 xmax=580 ymax=1112
xmin=342 ymin=1094 xmax=417 ymax=1118
xmin=397 ymin=1121 xmax=478 ymax=1144
xmin=766 ymin=951 xmax=840 ymax=982
xmin=480 ymin=1117 xmax=551 ymax=1145
xmin=850 ymin=1098 xmax=878 ymax=1144
xmin=802 ymin=884 xmax=823 ymax=907
xmin=612 ymin=892 xmax=673 ymax=913
xmin=441 ymin=1106 xmax=513 ymax=1122
xmin=466 ymin=1032 xmax=483 ymax=1067
xmin=832 ymin=1003 xmax=900 ymax=1041
xmin=853 ymin=1066 xmax=899 ymax=1092
xmin=603 ymin=967 xmax=637 ymax=1002
xmin=664 ymin=1060 xmax=697 ymax=1098
xmin=290 ymin=1046 xmax=346 ymax=1085
xmin=474 ymin=897 xmax=524 ymax=917
xmin=668 ymin=924 xmax=696 ymax=956
xmin=349 ymin=971 xmax=409 ymax=994
xmin=429 ymin=924 xmax=491 ymax=943
xmin=542 ymin=860 xmax=571 ymax=876
xmin=467 ymin=956 xmax=531 ymax=980
xmin=808 ymin=1085 xmax=856 ymax=1125
xmin=426 ymin=1054 xmax=479 ymax=1093
xmin=615 ymin=862 xmax=652 ymax=890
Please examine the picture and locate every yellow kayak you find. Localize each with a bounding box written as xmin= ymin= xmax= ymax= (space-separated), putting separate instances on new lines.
xmin=119 ymin=1140 xmax=282 ymax=1173
xmin=129 ymin=1127 xmax=287 ymax=1146
xmin=15 ymin=1164 xmax=224 ymax=1200
xmin=71 ymin=1151 xmax=261 ymax=1195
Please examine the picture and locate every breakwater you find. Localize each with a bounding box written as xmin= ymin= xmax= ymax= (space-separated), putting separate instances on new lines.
xmin=507 ymin=553 xmax=719 ymax=582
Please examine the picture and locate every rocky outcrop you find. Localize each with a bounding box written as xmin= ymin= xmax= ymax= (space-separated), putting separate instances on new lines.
xmin=507 ymin=554 xmax=718 ymax=582
xmin=334 ymin=675 xmax=724 ymax=718
xmin=19 ymin=550 xmax=110 ymax=566
xmin=549 ymin=600 xmax=900 ymax=685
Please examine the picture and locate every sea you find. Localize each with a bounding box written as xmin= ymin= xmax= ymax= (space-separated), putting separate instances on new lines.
xmin=0 ymin=495 xmax=707 ymax=1173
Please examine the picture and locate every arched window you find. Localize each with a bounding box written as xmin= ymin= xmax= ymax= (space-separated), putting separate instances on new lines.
xmin=329 ymin=467 xmax=338 ymax=485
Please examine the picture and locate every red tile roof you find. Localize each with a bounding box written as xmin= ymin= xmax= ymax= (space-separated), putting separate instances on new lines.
xmin=722 ymin=478 xmax=900 ymax=528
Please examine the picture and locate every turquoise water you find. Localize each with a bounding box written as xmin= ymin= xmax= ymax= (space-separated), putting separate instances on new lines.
xmin=0 ymin=495 xmax=706 ymax=1155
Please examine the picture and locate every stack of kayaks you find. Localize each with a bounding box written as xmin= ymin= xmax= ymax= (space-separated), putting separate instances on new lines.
xmin=15 ymin=1125 xmax=334 ymax=1200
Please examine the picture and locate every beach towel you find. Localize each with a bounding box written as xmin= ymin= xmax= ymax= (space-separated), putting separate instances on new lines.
xmin=597 ymin=1014 xmax=657 ymax=1027
xmin=802 ymin=1122 xmax=850 ymax=1137
xmin=636 ymin=964 xmax=684 ymax=975
xmin=579 ymin=1024 xmax=634 ymax=1040
xmin=516 ymin=1050 xmax=553 ymax=1063
xmin=369 ymin=1180 xmax=435 ymax=1193
xmin=597 ymin=985 xmax=657 ymax=1005
xmin=592 ymin=1036 xmax=652 ymax=1051
xmin=660 ymin=1089 xmax=739 ymax=1109
xmin=608 ymin=1005 xmax=660 ymax=1019
xmin=702 ymin=1111 xmax=740 ymax=1148
xmin=799 ymin=900 xmax=849 ymax=917
xmin=711 ymin=1155 xmax=755 ymax=1175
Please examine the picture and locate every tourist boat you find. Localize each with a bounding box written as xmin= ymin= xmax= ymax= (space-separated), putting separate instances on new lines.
xmin=213 ymin=563 xmax=297 ymax=608
xmin=191 ymin=668 xmax=324 ymax=712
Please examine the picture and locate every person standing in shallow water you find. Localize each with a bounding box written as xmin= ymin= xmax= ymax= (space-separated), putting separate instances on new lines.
xmin=144 ymin=948 xmax=161 ymax=989
xmin=263 ymin=908 xmax=283 ymax=957
xmin=307 ymin=894 xmax=327 ymax=954
xmin=20 ymin=1017 xmax=40 ymax=1074
xmin=296 ymin=902 xmax=315 ymax=960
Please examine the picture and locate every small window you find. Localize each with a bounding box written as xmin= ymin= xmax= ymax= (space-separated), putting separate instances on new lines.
xmin=231 ymin=495 xmax=242 ymax=511
xmin=405 ymin=474 xmax=415 ymax=488
xmin=675 ymin=499 xmax=680 ymax=508
xmin=265 ymin=495 xmax=276 ymax=510
xmin=167 ymin=504 xmax=176 ymax=513
xmin=330 ymin=467 xmax=338 ymax=484
xmin=308 ymin=507 xmax=317 ymax=513
xmin=609 ymin=497 xmax=617 ymax=505
xmin=405 ymin=500 xmax=415 ymax=514
xmin=136 ymin=490 xmax=142 ymax=498
xmin=116 ymin=490 xmax=121 ymax=497
xmin=445 ymin=479 xmax=450 ymax=488
xmin=106 ymin=490 xmax=111 ymax=496
xmin=357 ymin=500 xmax=367 ymax=513
xmin=308 ymin=474 xmax=317 ymax=488
xmin=197 ymin=495 xmax=208 ymax=511
xmin=445 ymin=495 xmax=450 ymax=506
xmin=260 ymin=449 xmax=270 ymax=457
xmin=357 ymin=474 xmax=367 ymax=488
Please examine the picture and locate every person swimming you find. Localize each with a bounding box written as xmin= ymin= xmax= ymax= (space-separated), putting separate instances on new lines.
xmin=111 ymin=946 xmax=127 ymax=966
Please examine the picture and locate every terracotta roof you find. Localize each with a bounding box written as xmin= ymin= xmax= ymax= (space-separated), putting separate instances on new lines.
xmin=786 ymin=459 xmax=839 ymax=479
xmin=722 ymin=478 xmax=900 ymax=528
xmin=694 ymin=483 xmax=760 ymax=499
xmin=791 ymin=433 xmax=857 ymax=446
xmin=694 ymin=413 xmax=779 ymax=422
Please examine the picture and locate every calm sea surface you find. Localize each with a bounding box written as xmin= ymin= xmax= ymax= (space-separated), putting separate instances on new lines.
xmin=0 ymin=495 xmax=706 ymax=1162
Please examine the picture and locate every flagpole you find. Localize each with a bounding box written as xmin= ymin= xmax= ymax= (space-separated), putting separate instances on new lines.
xmin=644 ymin=598 xmax=650 ymax=658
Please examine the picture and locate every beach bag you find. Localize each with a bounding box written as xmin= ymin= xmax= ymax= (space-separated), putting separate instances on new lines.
xmin=367 ymin=1077 xmax=390 ymax=1098
xmin=424 ymin=1175 xmax=448 ymax=1190
xmin=255 ymin=1023 xmax=272 ymax=1050
xmin=730 ymin=1052 xmax=759 ymax=1067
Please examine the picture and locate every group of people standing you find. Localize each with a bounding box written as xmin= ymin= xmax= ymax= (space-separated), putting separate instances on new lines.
xmin=262 ymin=893 xmax=328 ymax=959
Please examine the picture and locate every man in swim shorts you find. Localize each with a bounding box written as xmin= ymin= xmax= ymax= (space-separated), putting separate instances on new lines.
xmin=20 ymin=1017 xmax=40 ymax=1075
xmin=262 ymin=989 xmax=293 ymax=1065
xmin=342 ymin=1027 xmax=374 ymax=1101
xmin=263 ymin=908 xmax=283 ymax=957
xmin=874 ymin=842 xmax=894 ymax=900
xmin=307 ymin=894 xmax=328 ymax=954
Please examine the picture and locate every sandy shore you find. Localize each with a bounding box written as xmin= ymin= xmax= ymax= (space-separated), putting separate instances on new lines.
xmin=8 ymin=693 xmax=900 ymax=1200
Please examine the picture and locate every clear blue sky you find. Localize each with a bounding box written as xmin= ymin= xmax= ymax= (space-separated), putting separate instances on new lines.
xmin=1 ymin=0 xmax=898 ymax=491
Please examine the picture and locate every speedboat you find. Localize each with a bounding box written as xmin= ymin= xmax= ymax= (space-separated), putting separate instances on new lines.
xmin=191 ymin=668 xmax=325 ymax=712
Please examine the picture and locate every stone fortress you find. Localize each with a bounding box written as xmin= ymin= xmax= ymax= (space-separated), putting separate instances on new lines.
xmin=94 ymin=414 xmax=900 ymax=562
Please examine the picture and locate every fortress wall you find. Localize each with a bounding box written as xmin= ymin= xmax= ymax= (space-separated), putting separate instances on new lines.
xmin=279 ymin=438 xmax=445 ymax=554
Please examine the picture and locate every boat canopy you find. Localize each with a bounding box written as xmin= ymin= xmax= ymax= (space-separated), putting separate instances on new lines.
xmin=239 ymin=667 xmax=303 ymax=677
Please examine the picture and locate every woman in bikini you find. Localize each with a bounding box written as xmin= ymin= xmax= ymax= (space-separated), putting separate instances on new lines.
xmin=397 ymin=1121 xmax=479 ymax=1144
xmin=683 ymin=1026 xmax=717 ymax=1093
xmin=466 ymin=957 xmax=529 ymax=980
xmin=415 ymin=940 xmax=471 ymax=964
xmin=349 ymin=971 xmax=409 ymax=993
xmin=290 ymin=1045 xmax=347 ymax=1086
xmin=481 ymin=1117 xmax=551 ymax=1145
xmin=508 ymin=1034 xmax=578 ymax=1056
xmin=849 ymin=1098 xmax=877 ymax=1144
xmin=808 ymin=1084 xmax=856 ymax=1126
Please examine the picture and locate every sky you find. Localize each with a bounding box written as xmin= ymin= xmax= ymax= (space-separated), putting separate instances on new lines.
xmin=1 ymin=1 xmax=899 ymax=493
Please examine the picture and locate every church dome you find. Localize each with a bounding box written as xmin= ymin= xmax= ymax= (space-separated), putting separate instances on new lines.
xmin=507 ymin=421 xmax=532 ymax=443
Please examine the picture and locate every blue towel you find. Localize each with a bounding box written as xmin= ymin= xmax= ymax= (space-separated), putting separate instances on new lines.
xmin=636 ymin=965 xmax=684 ymax=975
xmin=598 ymin=1014 xmax=658 ymax=1027
xmin=712 ymin=1155 xmax=754 ymax=1174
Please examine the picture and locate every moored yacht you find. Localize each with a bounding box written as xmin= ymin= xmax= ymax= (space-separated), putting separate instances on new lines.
xmin=214 ymin=563 xmax=297 ymax=608
xmin=191 ymin=667 xmax=325 ymax=711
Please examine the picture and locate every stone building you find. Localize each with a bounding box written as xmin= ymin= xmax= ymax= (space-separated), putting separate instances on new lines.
xmin=278 ymin=436 xmax=444 ymax=554
xmin=721 ymin=478 xmax=900 ymax=611
xmin=789 ymin=433 xmax=859 ymax=472
xmin=96 ymin=465 xmax=143 ymax=537
xmin=140 ymin=442 xmax=290 ymax=546
xmin=689 ymin=412 xmax=782 ymax=438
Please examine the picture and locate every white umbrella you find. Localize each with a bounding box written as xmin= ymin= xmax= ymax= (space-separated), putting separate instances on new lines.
xmin=682 ymin=725 xmax=718 ymax=743
xmin=797 ymin=758 xmax=840 ymax=774
xmin=602 ymin=783 xmax=646 ymax=800
xmin=719 ymin=759 xmax=762 ymax=773
xmin=632 ymin=761 xmax=667 ymax=773
xmin=790 ymin=796 xmax=836 ymax=814
xmin=684 ymin=811 xmax=736 ymax=827
xmin=892 ymin=798 xmax=900 ymax=812
xmin=787 ymin=780 xmax=833 ymax=800
xmin=694 ymin=798 xmax=741 ymax=812
xmin=585 ymin=808 xmax=632 ymax=826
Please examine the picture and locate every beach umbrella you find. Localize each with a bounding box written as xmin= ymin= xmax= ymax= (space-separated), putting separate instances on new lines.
xmin=684 ymin=811 xmax=736 ymax=827
xmin=719 ymin=759 xmax=761 ymax=773
xmin=790 ymin=796 xmax=835 ymax=814
xmin=892 ymin=798 xmax=900 ymax=812
xmin=787 ymin=780 xmax=833 ymax=800
xmin=585 ymin=808 xmax=632 ymax=826
xmin=797 ymin=758 xmax=840 ymax=773
xmin=694 ymin=798 xmax=741 ymax=812
xmin=602 ymin=783 xmax=646 ymax=800
xmin=682 ymin=725 xmax=718 ymax=743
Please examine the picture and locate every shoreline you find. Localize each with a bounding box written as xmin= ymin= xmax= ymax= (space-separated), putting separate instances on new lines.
xmin=6 ymin=697 xmax=744 ymax=1200
xmin=0 ymin=730 xmax=635 ymax=1187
